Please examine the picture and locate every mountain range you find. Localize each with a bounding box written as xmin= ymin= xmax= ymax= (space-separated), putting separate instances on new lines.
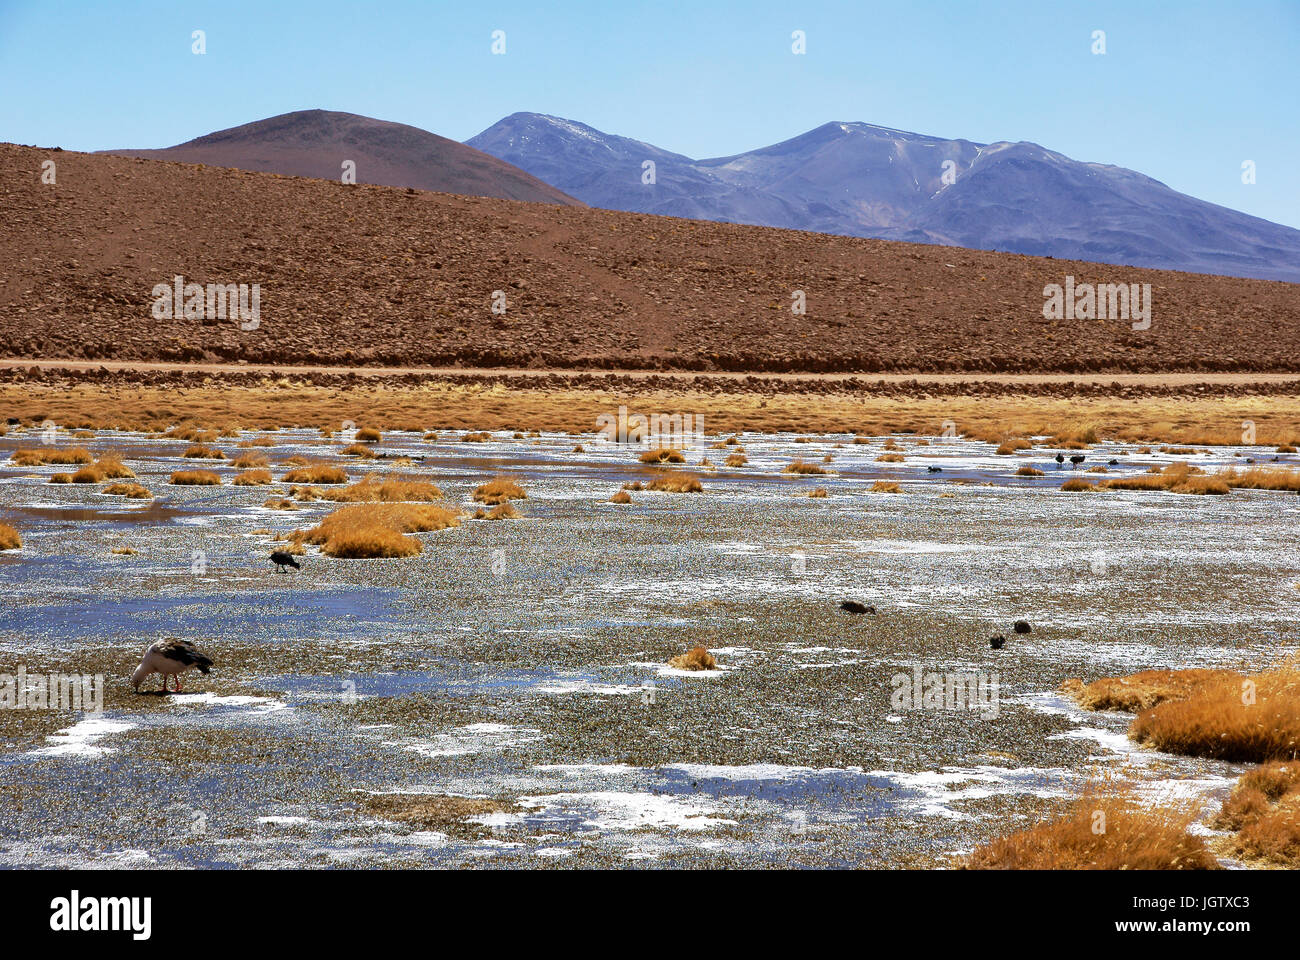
xmin=469 ymin=113 xmax=1300 ymax=283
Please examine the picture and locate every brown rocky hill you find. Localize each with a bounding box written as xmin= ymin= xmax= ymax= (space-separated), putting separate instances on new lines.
xmin=2 ymin=142 xmax=1297 ymax=372
xmin=100 ymin=110 xmax=578 ymax=207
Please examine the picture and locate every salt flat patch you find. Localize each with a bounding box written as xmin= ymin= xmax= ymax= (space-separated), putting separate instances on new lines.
xmin=258 ymin=815 xmax=310 ymax=826
xmin=535 ymin=678 xmax=642 ymax=696
xmin=505 ymin=791 xmax=738 ymax=832
xmin=394 ymin=722 xmax=542 ymax=758
xmin=31 ymin=716 xmax=135 ymax=758
xmin=170 ymin=692 xmax=288 ymax=712
xmin=864 ymin=765 xmax=1074 ymax=819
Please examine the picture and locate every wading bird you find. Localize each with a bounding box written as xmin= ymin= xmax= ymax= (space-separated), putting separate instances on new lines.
xmin=132 ymin=639 xmax=213 ymax=693
xmin=270 ymin=550 xmax=301 ymax=573
xmin=1069 ymin=455 xmax=1086 ymax=469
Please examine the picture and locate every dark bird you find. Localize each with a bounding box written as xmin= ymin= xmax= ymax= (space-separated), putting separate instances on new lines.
xmin=840 ymin=601 xmax=876 ymax=614
xmin=132 ymin=639 xmax=213 ymax=693
xmin=270 ymin=550 xmax=301 ymax=573
xmin=1107 ymin=459 xmax=1119 ymax=466
xmin=1013 ymin=620 xmax=1032 ymax=634
xmin=1069 ymin=455 xmax=1086 ymax=469
xmin=990 ymin=635 xmax=1006 ymax=649
xmin=1055 ymin=454 xmax=1065 ymax=468
xmin=927 ymin=465 xmax=943 ymax=473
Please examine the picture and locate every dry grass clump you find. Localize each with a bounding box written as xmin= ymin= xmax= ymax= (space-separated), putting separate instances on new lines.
xmin=49 ymin=473 xmax=72 ymax=483
xmin=461 ymin=431 xmax=491 ymax=442
xmin=182 ymin=444 xmax=226 ymax=459
xmin=1060 ymin=478 xmax=1098 ymax=491
xmin=724 ymin=453 xmax=748 ymax=467
xmin=668 ymin=646 xmax=717 ymax=671
xmin=869 ymin=481 xmax=902 ymax=493
xmin=1130 ymin=664 xmax=1300 ymax=763
xmin=232 ymin=469 xmax=273 ymax=486
xmin=875 ymin=453 xmax=905 ymax=463
xmin=74 ymin=455 xmax=135 ymax=482
xmin=784 ymin=459 xmax=828 ymax=475
xmin=1214 ymin=762 xmax=1300 ymax=866
xmin=103 ymin=482 xmax=151 ymax=499
xmin=639 ymin=447 xmax=686 ymax=464
xmin=10 ymin=447 xmax=93 ymax=466
xmin=472 ymin=476 xmax=528 ymax=504
xmin=282 ymin=455 xmax=310 ymax=466
xmin=283 ymin=464 xmax=348 ymax=485
xmin=481 ymin=503 xmax=521 ymax=520
xmin=319 ymin=477 xmax=445 ymax=503
xmin=647 ymin=473 xmax=703 ymax=493
xmin=1278 ymin=444 xmax=1298 ymax=454
xmin=609 ymin=490 xmax=633 ymax=504
xmin=340 ymin=443 xmax=377 ymax=459
xmin=236 ymin=436 xmax=276 ymax=448
xmin=1102 ymin=463 xmax=1228 ymax=495
xmin=962 ymin=785 xmax=1217 ymax=870
xmin=1160 ymin=446 xmax=1198 ymax=455
xmin=169 ymin=470 xmax=221 ymax=485
xmin=355 ymin=427 xmax=382 ymax=443
xmin=1061 ymin=669 xmax=1245 ymax=713
xmin=622 ymin=481 xmax=645 ymax=491
xmin=1085 ymin=466 xmax=1108 ymax=473
xmin=303 ymin=502 xmax=462 ymax=558
xmin=995 ymin=437 xmax=1032 ymax=455
xmin=231 ymin=452 xmax=269 ymax=469
xmin=263 ymin=498 xmax=298 ymax=510
xmin=165 ymin=426 xmax=218 ymax=443
xmin=1016 ymin=465 xmax=1044 ymax=477
xmin=809 ymin=487 xmax=828 ymax=498
xmin=1219 ymin=467 xmax=1300 ymax=492
xmin=572 ymin=444 xmax=585 ymax=453
xmin=362 ymin=793 xmax=514 ymax=837
xmin=110 ymin=546 xmax=137 ymax=555
xmin=0 ymin=522 xmax=21 ymax=550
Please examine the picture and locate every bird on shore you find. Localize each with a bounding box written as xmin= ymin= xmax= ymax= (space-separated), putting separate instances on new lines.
xmin=1013 ymin=620 xmax=1032 ymax=634
xmin=270 ymin=550 xmax=301 ymax=573
xmin=990 ymin=635 xmax=1006 ymax=649
xmin=840 ymin=600 xmax=876 ymax=614
xmin=1069 ymin=455 xmax=1086 ymax=469
xmin=132 ymin=639 xmax=213 ymax=694
xmin=1055 ymin=454 xmax=1065 ymax=468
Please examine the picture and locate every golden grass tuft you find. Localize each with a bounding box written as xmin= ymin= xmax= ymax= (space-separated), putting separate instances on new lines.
xmin=263 ymin=498 xmax=298 ymax=510
xmin=231 ymin=452 xmax=269 ymax=469
xmin=875 ymin=453 xmax=905 ymax=463
xmin=110 ymin=546 xmax=137 ymax=555
xmin=233 ymin=469 xmax=273 ymax=486
xmin=1060 ymin=478 xmax=1098 ymax=491
xmin=318 ymin=477 xmax=444 ymax=503
xmin=868 ymin=480 xmax=902 ymax=493
xmin=724 ymin=453 xmax=748 ymax=467
xmin=0 ymin=522 xmax=21 ymax=550
xmin=1214 ymin=762 xmax=1300 ymax=866
xmin=182 ymin=443 xmax=226 ymax=459
xmin=355 ymin=427 xmax=382 ymax=443
xmin=303 ymin=503 xmax=462 ymax=558
xmin=668 ymin=646 xmax=717 ymax=671
xmin=169 ymin=469 xmax=221 ymax=485
xmin=1061 ymin=669 xmax=1245 ymax=713
xmin=809 ymin=487 xmax=828 ymax=498
xmin=647 ymin=473 xmax=703 ymax=493
xmin=472 ymin=476 xmax=528 ymax=504
xmin=461 ymin=431 xmax=491 ymax=442
xmin=282 ymin=464 xmax=348 ymax=485
xmin=103 ymin=482 xmax=151 ymax=499
xmin=962 ymin=784 xmax=1217 ymax=870
xmin=49 ymin=473 xmax=71 ymax=484
xmin=639 ymin=447 xmax=685 ymax=464
xmin=483 ymin=503 xmax=521 ymax=520
xmin=995 ymin=437 xmax=1032 ymax=455
xmin=609 ymin=490 xmax=633 ymax=504
xmin=1278 ymin=444 xmax=1298 ymax=454
xmin=1130 ymin=664 xmax=1300 ymax=763
xmin=340 ymin=443 xmax=377 ymax=459
xmin=10 ymin=447 xmax=93 ymax=466
xmin=1016 ymin=465 xmax=1044 ymax=477
xmin=784 ymin=459 xmax=828 ymax=475
xmin=1218 ymin=467 xmax=1300 ymax=492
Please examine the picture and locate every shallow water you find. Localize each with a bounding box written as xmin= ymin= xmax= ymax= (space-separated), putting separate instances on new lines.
xmin=0 ymin=428 xmax=1284 ymax=866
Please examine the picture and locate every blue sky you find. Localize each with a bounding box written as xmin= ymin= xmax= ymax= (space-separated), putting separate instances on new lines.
xmin=2 ymin=0 xmax=1297 ymax=228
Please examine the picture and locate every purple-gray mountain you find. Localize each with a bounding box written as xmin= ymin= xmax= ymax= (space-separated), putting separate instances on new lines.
xmin=468 ymin=113 xmax=1300 ymax=283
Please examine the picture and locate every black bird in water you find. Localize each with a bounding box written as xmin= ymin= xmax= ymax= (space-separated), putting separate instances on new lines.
xmin=1108 ymin=459 xmax=1120 ymax=466
xmin=1013 ymin=620 xmax=1032 ymax=634
xmin=1055 ymin=454 xmax=1065 ymax=468
xmin=1069 ymin=455 xmax=1086 ymax=469
xmin=990 ymin=636 xmax=1006 ymax=650
xmin=840 ymin=601 xmax=876 ymax=614
xmin=927 ymin=465 xmax=943 ymax=473
xmin=270 ymin=550 xmax=301 ymax=573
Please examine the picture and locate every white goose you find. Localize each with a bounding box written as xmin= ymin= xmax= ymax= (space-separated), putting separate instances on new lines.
xmin=131 ymin=639 xmax=214 ymax=693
